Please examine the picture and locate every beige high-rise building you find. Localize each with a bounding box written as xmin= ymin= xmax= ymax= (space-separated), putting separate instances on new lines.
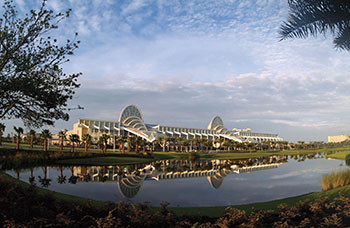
xmin=328 ymin=135 xmax=350 ymax=143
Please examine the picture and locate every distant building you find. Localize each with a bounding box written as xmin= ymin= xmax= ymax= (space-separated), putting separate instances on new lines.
xmin=232 ymin=128 xmax=283 ymax=143
xmin=328 ymin=135 xmax=350 ymax=143
xmin=62 ymin=104 xmax=283 ymax=144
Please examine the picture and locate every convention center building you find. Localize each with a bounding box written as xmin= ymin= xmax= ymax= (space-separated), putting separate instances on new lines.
xmin=66 ymin=104 xmax=283 ymax=143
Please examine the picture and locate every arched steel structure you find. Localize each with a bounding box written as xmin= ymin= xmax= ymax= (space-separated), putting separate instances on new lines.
xmin=208 ymin=116 xmax=242 ymax=142
xmin=119 ymin=104 xmax=144 ymax=123
xmin=208 ymin=116 xmax=224 ymax=129
xmin=118 ymin=105 xmax=161 ymax=142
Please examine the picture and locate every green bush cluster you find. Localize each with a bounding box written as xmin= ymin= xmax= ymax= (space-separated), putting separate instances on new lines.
xmin=1 ymin=176 xmax=350 ymax=227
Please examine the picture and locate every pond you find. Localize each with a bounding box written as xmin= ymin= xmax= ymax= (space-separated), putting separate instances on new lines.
xmin=5 ymin=153 xmax=347 ymax=207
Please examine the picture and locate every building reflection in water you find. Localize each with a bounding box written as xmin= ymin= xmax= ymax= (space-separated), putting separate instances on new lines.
xmin=70 ymin=156 xmax=289 ymax=199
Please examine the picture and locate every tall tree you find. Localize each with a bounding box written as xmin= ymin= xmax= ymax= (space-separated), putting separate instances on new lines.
xmin=29 ymin=129 xmax=36 ymax=148
xmin=116 ymin=135 xmax=127 ymax=154
xmin=58 ymin=130 xmax=67 ymax=152
xmin=0 ymin=0 xmax=82 ymax=128
xmin=99 ymin=134 xmax=110 ymax=153
xmin=0 ymin=123 xmax=5 ymax=146
xmin=40 ymin=129 xmax=51 ymax=152
xmin=280 ymin=0 xmax=350 ymax=51
xmin=13 ymin=126 xmax=23 ymax=150
xmin=175 ymin=137 xmax=184 ymax=152
xmin=157 ymin=137 xmax=167 ymax=152
xmin=82 ymin=133 xmax=91 ymax=153
xmin=69 ymin=134 xmax=80 ymax=153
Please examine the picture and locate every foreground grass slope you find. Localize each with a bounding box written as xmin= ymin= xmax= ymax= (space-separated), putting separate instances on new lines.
xmin=1 ymin=171 xmax=350 ymax=227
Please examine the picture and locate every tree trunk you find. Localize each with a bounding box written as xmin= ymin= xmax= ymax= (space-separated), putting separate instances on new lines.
xmin=60 ymin=138 xmax=64 ymax=152
xmin=16 ymin=137 xmax=20 ymax=150
xmin=84 ymin=142 xmax=88 ymax=153
xmin=30 ymin=135 xmax=34 ymax=148
xmin=71 ymin=143 xmax=74 ymax=153
xmin=44 ymin=139 xmax=47 ymax=152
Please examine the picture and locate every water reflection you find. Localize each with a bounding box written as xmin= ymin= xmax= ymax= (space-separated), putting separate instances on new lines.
xmin=8 ymin=152 xmax=336 ymax=206
xmin=67 ymin=156 xmax=288 ymax=199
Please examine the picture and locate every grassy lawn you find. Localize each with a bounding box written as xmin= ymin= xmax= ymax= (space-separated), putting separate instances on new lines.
xmin=163 ymin=185 xmax=350 ymax=217
xmin=326 ymin=150 xmax=350 ymax=160
xmin=55 ymin=147 xmax=350 ymax=166
xmin=0 ymin=171 xmax=107 ymax=209
xmin=0 ymin=141 xmax=107 ymax=153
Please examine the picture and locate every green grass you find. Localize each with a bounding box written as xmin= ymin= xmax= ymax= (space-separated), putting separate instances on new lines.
xmin=0 ymin=171 xmax=107 ymax=208
xmin=55 ymin=147 xmax=350 ymax=166
xmin=161 ymin=185 xmax=350 ymax=217
xmin=1 ymin=141 xmax=106 ymax=153
xmin=326 ymin=150 xmax=350 ymax=160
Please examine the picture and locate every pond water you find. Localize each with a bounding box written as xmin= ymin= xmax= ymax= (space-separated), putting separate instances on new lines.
xmin=5 ymin=153 xmax=348 ymax=207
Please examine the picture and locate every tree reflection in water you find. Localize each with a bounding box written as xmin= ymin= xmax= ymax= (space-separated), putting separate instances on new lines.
xmin=57 ymin=166 xmax=66 ymax=184
xmin=20 ymin=152 xmax=325 ymax=199
xmin=38 ymin=166 xmax=51 ymax=188
xmin=64 ymin=155 xmax=294 ymax=199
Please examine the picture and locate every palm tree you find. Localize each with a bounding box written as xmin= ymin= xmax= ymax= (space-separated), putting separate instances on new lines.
xmin=190 ymin=138 xmax=198 ymax=152
xmin=139 ymin=139 xmax=146 ymax=153
xmin=280 ymin=0 xmax=350 ymax=51
xmin=297 ymin=141 xmax=305 ymax=150
xmin=204 ymin=139 xmax=213 ymax=152
xmin=58 ymin=130 xmax=67 ymax=152
xmin=216 ymin=138 xmax=224 ymax=151
xmin=82 ymin=133 xmax=92 ymax=153
xmin=157 ymin=137 xmax=167 ymax=152
xmin=29 ymin=129 xmax=36 ymax=148
xmin=0 ymin=123 xmax=5 ymax=146
xmin=183 ymin=140 xmax=190 ymax=152
xmin=13 ymin=126 xmax=23 ymax=150
xmin=223 ymin=140 xmax=231 ymax=152
xmin=127 ymin=136 xmax=135 ymax=153
xmin=40 ymin=129 xmax=52 ymax=152
xmin=117 ymin=135 xmax=127 ymax=154
xmin=69 ymin=134 xmax=80 ymax=153
xmin=135 ymin=137 xmax=143 ymax=153
xmin=147 ymin=141 xmax=153 ymax=154
xmin=99 ymin=134 xmax=110 ymax=153
xmin=175 ymin=137 xmax=183 ymax=152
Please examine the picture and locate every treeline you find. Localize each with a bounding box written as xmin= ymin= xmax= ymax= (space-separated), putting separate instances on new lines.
xmin=1 ymin=176 xmax=350 ymax=227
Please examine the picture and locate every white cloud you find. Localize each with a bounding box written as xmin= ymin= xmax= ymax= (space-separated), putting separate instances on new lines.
xmin=7 ymin=0 xmax=350 ymax=143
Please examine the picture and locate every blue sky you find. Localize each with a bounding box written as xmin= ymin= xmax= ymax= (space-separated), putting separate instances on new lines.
xmin=5 ymin=0 xmax=350 ymax=142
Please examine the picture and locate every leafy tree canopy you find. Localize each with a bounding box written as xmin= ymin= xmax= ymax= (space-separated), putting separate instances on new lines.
xmin=0 ymin=0 xmax=81 ymax=128
xmin=280 ymin=0 xmax=350 ymax=51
